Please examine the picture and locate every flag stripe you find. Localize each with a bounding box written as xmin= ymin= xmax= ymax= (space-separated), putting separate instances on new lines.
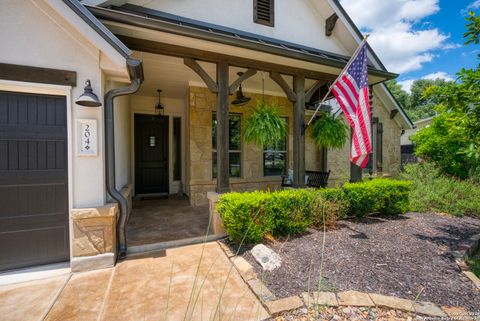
xmin=331 ymin=42 xmax=372 ymax=169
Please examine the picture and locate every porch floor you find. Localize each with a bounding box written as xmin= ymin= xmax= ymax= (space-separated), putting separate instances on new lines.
xmin=126 ymin=196 xmax=211 ymax=247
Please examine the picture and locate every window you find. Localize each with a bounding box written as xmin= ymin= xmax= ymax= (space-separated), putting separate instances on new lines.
xmin=173 ymin=117 xmax=181 ymax=181
xmin=264 ymin=118 xmax=287 ymax=176
xmin=212 ymin=113 xmax=241 ymax=178
xmin=254 ymin=0 xmax=274 ymax=27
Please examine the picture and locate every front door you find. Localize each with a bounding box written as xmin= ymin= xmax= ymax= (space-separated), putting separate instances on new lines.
xmin=135 ymin=114 xmax=169 ymax=195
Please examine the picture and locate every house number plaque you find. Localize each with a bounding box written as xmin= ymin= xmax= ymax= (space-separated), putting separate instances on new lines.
xmin=77 ymin=119 xmax=97 ymax=156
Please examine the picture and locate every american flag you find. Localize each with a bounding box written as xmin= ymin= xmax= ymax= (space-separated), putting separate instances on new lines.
xmin=331 ymin=42 xmax=372 ymax=169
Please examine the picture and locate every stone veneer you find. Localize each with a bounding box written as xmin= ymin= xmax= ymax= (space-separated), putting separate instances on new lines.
xmin=70 ymin=184 xmax=133 ymax=272
xmin=187 ymin=86 xmax=402 ymax=205
xmin=187 ymin=86 xmax=324 ymax=206
xmin=328 ymin=90 xmax=402 ymax=185
xmin=71 ymin=204 xmax=118 ymax=258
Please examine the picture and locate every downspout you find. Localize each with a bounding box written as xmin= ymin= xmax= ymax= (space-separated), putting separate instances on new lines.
xmin=105 ymin=58 xmax=144 ymax=259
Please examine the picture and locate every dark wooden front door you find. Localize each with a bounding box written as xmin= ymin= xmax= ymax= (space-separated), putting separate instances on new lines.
xmin=135 ymin=114 xmax=169 ymax=195
xmin=0 ymin=91 xmax=69 ymax=271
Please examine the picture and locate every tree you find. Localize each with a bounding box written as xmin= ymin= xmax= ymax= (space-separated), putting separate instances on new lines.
xmin=408 ymin=78 xmax=450 ymax=121
xmin=411 ymin=12 xmax=480 ymax=180
xmin=386 ymin=79 xmax=409 ymax=109
xmin=465 ymin=11 xmax=480 ymax=45
xmin=386 ymin=78 xmax=451 ymax=122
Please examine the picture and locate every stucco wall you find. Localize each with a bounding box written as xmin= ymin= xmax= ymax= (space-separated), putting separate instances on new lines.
xmin=110 ymin=83 xmax=132 ymax=191
xmin=125 ymin=0 xmax=347 ymax=55
xmin=1 ymin=0 xmax=107 ymax=207
xmin=188 ymin=86 xmax=324 ymax=206
xmin=328 ymin=89 xmax=403 ymax=184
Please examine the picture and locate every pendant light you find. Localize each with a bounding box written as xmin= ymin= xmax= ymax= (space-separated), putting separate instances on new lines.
xmin=231 ymin=72 xmax=251 ymax=106
xmin=155 ymin=89 xmax=164 ymax=115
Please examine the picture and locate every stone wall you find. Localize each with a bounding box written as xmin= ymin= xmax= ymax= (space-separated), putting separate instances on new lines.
xmin=188 ymin=86 xmax=324 ymax=206
xmin=187 ymin=86 xmax=402 ymax=204
xmin=71 ymin=204 xmax=118 ymax=258
xmin=328 ymin=89 xmax=402 ymax=185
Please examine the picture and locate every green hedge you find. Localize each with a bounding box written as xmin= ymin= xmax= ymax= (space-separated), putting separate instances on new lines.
xmin=217 ymin=178 xmax=412 ymax=243
xmin=343 ymin=179 xmax=412 ymax=217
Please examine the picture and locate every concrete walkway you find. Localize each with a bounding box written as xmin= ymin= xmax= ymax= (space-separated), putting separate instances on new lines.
xmin=0 ymin=242 xmax=268 ymax=321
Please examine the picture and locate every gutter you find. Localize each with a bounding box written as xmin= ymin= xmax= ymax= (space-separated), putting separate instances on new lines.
xmin=105 ymin=58 xmax=144 ymax=259
xmin=62 ymin=0 xmax=132 ymax=58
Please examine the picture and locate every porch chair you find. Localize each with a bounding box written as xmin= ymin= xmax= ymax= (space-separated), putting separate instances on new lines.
xmin=281 ymin=170 xmax=331 ymax=188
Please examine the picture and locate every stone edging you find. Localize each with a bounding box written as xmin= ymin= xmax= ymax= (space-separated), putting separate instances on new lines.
xmin=453 ymin=233 xmax=480 ymax=289
xmin=217 ymin=241 xmax=471 ymax=319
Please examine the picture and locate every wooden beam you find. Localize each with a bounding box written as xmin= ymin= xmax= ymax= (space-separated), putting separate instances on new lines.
xmin=325 ymin=13 xmax=338 ymax=37
xmin=305 ymin=79 xmax=327 ymax=102
xmin=0 ymin=63 xmax=76 ymax=87
xmin=269 ymin=72 xmax=297 ymax=102
xmin=119 ymin=35 xmax=333 ymax=81
xmin=184 ymin=58 xmax=218 ymax=93
xmin=292 ymin=74 xmax=306 ymax=187
xmin=216 ymin=61 xmax=230 ymax=193
xmin=229 ymin=68 xmax=257 ymax=94
xmin=390 ymin=109 xmax=399 ymax=119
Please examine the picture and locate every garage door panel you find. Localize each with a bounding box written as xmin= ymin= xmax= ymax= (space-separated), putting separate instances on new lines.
xmin=0 ymin=140 xmax=66 ymax=171
xmin=0 ymin=91 xmax=69 ymax=271
xmin=0 ymin=225 xmax=68 ymax=271
xmin=0 ymin=184 xmax=67 ymax=219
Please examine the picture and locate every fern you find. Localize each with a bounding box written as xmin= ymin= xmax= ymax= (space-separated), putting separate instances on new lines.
xmin=310 ymin=114 xmax=348 ymax=149
xmin=244 ymin=101 xmax=287 ymax=146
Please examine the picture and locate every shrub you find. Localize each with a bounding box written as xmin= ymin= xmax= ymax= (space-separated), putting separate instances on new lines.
xmin=342 ymin=179 xmax=412 ymax=217
xmin=311 ymin=194 xmax=341 ymax=229
xmin=270 ymin=189 xmax=315 ymax=235
xmin=216 ymin=191 xmax=275 ymax=244
xmin=401 ymin=162 xmax=480 ymax=216
xmin=217 ymin=178 xmax=412 ymax=243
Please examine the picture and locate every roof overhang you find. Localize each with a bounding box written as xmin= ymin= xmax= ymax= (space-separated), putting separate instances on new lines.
xmin=87 ymin=5 xmax=397 ymax=83
xmin=35 ymin=0 xmax=137 ymax=81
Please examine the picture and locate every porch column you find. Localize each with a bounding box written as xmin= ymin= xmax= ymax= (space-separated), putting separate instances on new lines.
xmin=216 ymin=61 xmax=230 ymax=193
xmin=293 ymin=74 xmax=306 ymax=187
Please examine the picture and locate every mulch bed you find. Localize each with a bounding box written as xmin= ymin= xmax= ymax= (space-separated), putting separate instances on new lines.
xmin=269 ymin=306 xmax=418 ymax=321
xmin=237 ymin=213 xmax=480 ymax=312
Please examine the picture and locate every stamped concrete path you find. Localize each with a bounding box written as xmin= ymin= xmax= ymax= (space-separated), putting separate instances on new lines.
xmin=0 ymin=242 xmax=268 ymax=321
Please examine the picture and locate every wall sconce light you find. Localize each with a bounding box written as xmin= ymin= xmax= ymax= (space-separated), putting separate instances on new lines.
xmin=75 ymin=80 xmax=102 ymax=107
xmin=155 ymin=89 xmax=164 ymax=115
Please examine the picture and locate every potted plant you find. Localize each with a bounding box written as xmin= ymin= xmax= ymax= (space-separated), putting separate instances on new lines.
xmin=310 ymin=113 xmax=348 ymax=149
xmin=244 ymin=101 xmax=287 ymax=146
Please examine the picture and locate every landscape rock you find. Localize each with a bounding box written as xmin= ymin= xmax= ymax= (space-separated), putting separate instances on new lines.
xmin=231 ymin=256 xmax=256 ymax=281
xmin=369 ymin=293 xmax=415 ymax=312
xmin=251 ymin=244 xmax=282 ymax=271
xmin=337 ymin=291 xmax=374 ymax=307
xmin=302 ymin=292 xmax=338 ymax=307
xmin=414 ymin=301 xmax=447 ymax=317
xmin=265 ymin=296 xmax=304 ymax=315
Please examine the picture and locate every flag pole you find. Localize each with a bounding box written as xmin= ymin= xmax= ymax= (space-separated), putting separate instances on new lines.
xmin=304 ymin=34 xmax=370 ymax=132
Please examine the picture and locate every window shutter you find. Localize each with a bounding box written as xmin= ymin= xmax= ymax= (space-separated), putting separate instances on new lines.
xmin=254 ymin=0 xmax=274 ymax=27
xmin=376 ymin=122 xmax=383 ymax=172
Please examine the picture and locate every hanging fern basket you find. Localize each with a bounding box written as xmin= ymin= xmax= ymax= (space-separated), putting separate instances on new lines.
xmin=244 ymin=101 xmax=287 ymax=146
xmin=310 ymin=113 xmax=349 ymax=149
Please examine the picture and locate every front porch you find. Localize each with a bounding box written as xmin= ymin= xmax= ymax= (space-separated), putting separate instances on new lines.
xmin=126 ymin=196 xmax=211 ymax=249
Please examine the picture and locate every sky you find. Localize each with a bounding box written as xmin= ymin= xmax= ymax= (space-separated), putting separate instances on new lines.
xmin=340 ymin=0 xmax=479 ymax=92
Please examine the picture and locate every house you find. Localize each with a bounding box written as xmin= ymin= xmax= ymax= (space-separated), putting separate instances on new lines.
xmin=401 ymin=116 xmax=434 ymax=165
xmin=0 ymin=0 xmax=413 ymax=273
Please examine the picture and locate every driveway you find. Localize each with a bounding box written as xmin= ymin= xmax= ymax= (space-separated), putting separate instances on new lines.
xmin=0 ymin=242 xmax=268 ymax=321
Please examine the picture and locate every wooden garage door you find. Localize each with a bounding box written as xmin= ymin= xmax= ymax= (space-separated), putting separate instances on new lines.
xmin=0 ymin=91 xmax=69 ymax=271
